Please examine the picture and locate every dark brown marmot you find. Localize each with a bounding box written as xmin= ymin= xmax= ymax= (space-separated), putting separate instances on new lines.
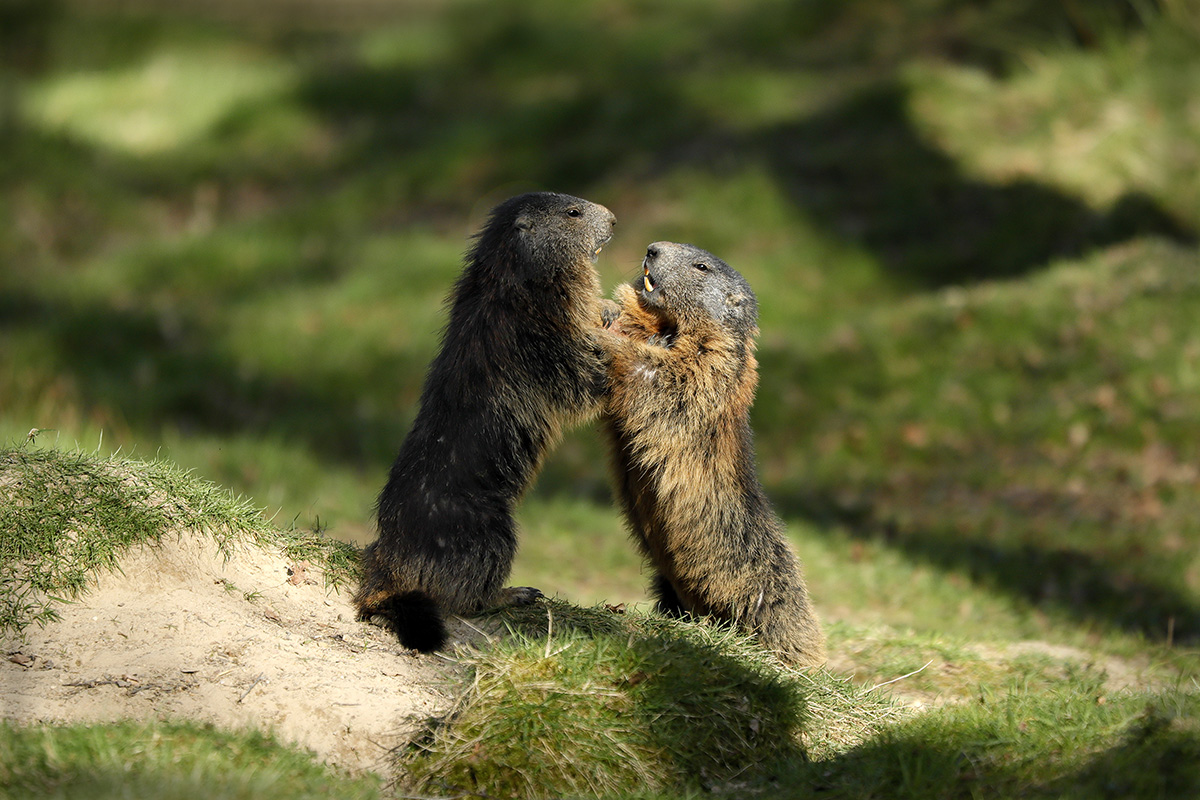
xmin=598 ymin=241 xmax=825 ymax=666
xmin=354 ymin=192 xmax=616 ymax=652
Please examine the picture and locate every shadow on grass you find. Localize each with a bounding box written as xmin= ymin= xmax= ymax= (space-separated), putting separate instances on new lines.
xmin=753 ymin=279 xmax=1200 ymax=645
xmin=408 ymin=602 xmax=809 ymax=797
xmin=4 ymin=0 xmax=1193 ymax=469
xmin=0 ymin=289 xmax=416 ymax=464
xmin=780 ymin=689 xmax=1200 ymax=799
xmin=1045 ymin=704 xmax=1200 ymax=800
xmin=292 ymin=5 xmax=1195 ymax=287
xmin=750 ymin=82 xmax=1195 ymax=286
xmin=294 ymin=5 xmax=704 ymax=195
xmin=444 ymin=603 xmax=1199 ymax=799
xmin=779 ymin=479 xmax=1200 ymax=645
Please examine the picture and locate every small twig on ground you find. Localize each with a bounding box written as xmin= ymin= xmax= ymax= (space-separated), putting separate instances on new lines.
xmin=64 ymin=676 xmax=139 ymax=690
xmin=544 ymin=604 xmax=554 ymax=659
xmin=237 ymin=673 xmax=268 ymax=703
xmin=867 ymin=659 xmax=934 ymax=693
xmin=64 ymin=678 xmax=121 ymax=690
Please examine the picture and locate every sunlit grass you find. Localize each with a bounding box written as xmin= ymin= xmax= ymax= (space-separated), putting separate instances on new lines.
xmin=22 ymin=45 xmax=306 ymax=156
xmin=906 ymin=19 xmax=1200 ymax=227
xmin=0 ymin=720 xmax=383 ymax=800
xmin=0 ymin=445 xmax=357 ymax=636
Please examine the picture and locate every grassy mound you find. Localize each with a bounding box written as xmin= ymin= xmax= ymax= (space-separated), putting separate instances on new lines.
xmin=402 ymin=601 xmax=902 ymax=799
xmin=399 ymin=599 xmax=1200 ymax=800
xmin=403 ymin=604 xmax=854 ymax=796
xmin=0 ymin=445 xmax=357 ymax=636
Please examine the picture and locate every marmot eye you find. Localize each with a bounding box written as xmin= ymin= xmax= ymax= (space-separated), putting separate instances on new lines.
xmin=694 ymin=262 xmax=709 ymax=272
xmin=566 ymin=208 xmax=582 ymax=218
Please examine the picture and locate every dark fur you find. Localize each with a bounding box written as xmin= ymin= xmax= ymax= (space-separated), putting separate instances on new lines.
xmin=598 ymin=242 xmax=825 ymax=665
xmin=354 ymin=192 xmax=616 ymax=651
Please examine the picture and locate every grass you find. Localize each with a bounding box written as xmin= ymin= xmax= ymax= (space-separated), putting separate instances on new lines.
xmin=1 ymin=448 xmax=1197 ymax=798
xmin=761 ymin=240 xmax=1200 ymax=646
xmin=2 ymin=0 xmax=1200 ymax=797
xmin=408 ymin=603 xmax=807 ymax=797
xmin=402 ymin=600 xmax=904 ymax=798
xmin=785 ymin=681 xmax=1200 ymax=800
xmin=0 ymin=720 xmax=383 ymax=800
xmin=398 ymin=601 xmax=1198 ymax=799
xmin=0 ymin=443 xmax=357 ymax=637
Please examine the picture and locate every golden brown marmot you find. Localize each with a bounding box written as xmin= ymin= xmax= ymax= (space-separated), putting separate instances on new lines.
xmin=598 ymin=241 xmax=825 ymax=666
xmin=354 ymin=192 xmax=616 ymax=652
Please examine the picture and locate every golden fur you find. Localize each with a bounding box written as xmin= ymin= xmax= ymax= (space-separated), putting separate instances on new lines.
xmin=598 ymin=242 xmax=824 ymax=665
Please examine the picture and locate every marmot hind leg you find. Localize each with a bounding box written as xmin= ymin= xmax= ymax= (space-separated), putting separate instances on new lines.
xmin=651 ymin=573 xmax=688 ymax=617
xmin=752 ymin=594 xmax=827 ymax=667
xmin=350 ymin=542 xmax=395 ymax=621
xmin=352 ymin=544 xmax=449 ymax=652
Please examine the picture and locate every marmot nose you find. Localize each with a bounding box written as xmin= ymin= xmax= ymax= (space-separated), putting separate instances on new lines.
xmin=645 ymin=241 xmax=673 ymax=261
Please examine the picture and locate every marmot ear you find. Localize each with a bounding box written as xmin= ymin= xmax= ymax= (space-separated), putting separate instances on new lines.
xmin=514 ymin=214 xmax=533 ymax=231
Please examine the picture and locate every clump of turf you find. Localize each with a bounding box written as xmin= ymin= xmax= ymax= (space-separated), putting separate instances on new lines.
xmin=0 ymin=445 xmax=357 ymax=637
xmin=0 ymin=719 xmax=385 ymax=800
xmin=401 ymin=600 xmax=903 ymax=799
xmin=788 ymin=677 xmax=1200 ymax=800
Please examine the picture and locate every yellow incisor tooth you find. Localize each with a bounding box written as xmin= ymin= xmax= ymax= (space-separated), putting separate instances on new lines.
xmin=644 ymin=275 xmax=653 ymax=292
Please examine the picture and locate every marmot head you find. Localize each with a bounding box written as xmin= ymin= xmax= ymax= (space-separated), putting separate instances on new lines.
xmin=473 ymin=192 xmax=616 ymax=278
xmin=636 ymin=241 xmax=758 ymax=338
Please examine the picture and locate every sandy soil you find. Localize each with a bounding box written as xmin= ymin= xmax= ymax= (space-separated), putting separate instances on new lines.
xmin=3 ymin=531 xmax=1176 ymax=777
xmin=0 ymin=532 xmax=462 ymax=775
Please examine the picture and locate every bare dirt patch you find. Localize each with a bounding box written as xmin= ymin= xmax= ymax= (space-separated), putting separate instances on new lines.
xmin=0 ymin=532 xmax=459 ymax=774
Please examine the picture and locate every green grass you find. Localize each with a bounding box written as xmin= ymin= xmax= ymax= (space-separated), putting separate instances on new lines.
xmin=3 ymin=0 xmax=1200 ymax=797
xmin=0 ymin=720 xmax=383 ymax=800
xmin=1 ymin=446 xmax=1197 ymax=798
xmin=398 ymin=601 xmax=1198 ymax=799
xmin=759 ymin=240 xmax=1200 ymax=645
xmin=0 ymin=444 xmax=356 ymax=637
xmin=22 ymin=44 xmax=300 ymax=156
xmin=402 ymin=601 xmax=901 ymax=799
xmin=780 ymin=680 xmax=1200 ymax=800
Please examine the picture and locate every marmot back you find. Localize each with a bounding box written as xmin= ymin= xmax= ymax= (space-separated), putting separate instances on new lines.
xmin=354 ymin=192 xmax=616 ymax=652
xmin=599 ymin=241 xmax=824 ymax=666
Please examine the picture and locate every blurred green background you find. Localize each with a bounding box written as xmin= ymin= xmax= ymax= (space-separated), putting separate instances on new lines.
xmin=3 ymin=0 xmax=1199 ymax=657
